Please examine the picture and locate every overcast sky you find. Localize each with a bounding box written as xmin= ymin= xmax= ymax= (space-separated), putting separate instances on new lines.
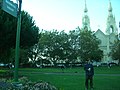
xmin=13 ymin=0 xmax=120 ymax=33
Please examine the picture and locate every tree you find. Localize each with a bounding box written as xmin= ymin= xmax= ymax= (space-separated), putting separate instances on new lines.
xmin=79 ymin=30 xmax=103 ymax=62
xmin=66 ymin=28 xmax=81 ymax=63
xmin=38 ymin=30 xmax=69 ymax=64
xmin=0 ymin=10 xmax=39 ymax=63
xmin=37 ymin=29 xmax=78 ymax=65
xmin=37 ymin=28 xmax=103 ymax=65
xmin=20 ymin=11 xmax=39 ymax=48
xmin=30 ymin=27 xmax=103 ymax=66
xmin=111 ymin=40 xmax=120 ymax=62
xmin=0 ymin=9 xmax=17 ymax=63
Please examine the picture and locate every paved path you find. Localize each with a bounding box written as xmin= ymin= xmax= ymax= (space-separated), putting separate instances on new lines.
xmin=20 ymin=71 xmax=120 ymax=76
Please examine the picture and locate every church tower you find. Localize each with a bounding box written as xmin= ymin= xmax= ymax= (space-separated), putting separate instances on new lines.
xmin=82 ymin=0 xmax=91 ymax=31
xmin=106 ymin=0 xmax=118 ymax=35
xmin=105 ymin=0 xmax=118 ymax=63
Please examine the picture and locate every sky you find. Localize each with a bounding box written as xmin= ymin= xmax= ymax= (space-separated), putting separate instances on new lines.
xmin=13 ymin=0 xmax=120 ymax=33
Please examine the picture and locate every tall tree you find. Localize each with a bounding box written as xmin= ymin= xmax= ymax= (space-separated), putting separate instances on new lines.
xmin=21 ymin=11 xmax=39 ymax=48
xmin=0 ymin=10 xmax=39 ymax=63
xmin=0 ymin=9 xmax=17 ymax=63
xmin=79 ymin=30 xmax=103 ymax=61
xmin=111 ymin=40 xmax=120 ymax=62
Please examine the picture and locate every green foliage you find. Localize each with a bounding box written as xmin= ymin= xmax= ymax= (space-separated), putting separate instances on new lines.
xmin=79 ymin=30 xmax=103 ymax=61
xmin=0 ymin=76 xmax=57 ymax=90
xmin=111 ymin=40 xmax=120 ymax=61
xmin=29 ymin=28 xmax=103 ymax=65
xmin=39 ymin=30 xmax=69 ymax=63
xmin=9 ymin=48 xmax=29 ymax=65
xmin=21 ymin=11 xmax=39 ymax=48
xmin=0 ymin=10 xmax=39 ymax=63
xmin=0 ymin=10 xmax=17 ymax=62
xmin=37 ymin=29 xmax=80 ymax=64
xmin=67 ymin=29 xmax=81 ymax=62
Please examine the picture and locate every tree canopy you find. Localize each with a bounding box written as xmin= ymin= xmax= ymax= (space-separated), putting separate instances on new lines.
xmin=79 ymin=30 xmax=103 ymax=61
xmin=111 ymin=39 xmax=120 ymax=62
xmin=29 ymin=28 xmax=103 ymax=65
xmin=0 ymin=10 xmax=39 ymax=63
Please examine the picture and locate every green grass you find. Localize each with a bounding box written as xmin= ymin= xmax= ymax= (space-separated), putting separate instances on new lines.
xmin=19 ymin=66 xmax=120 ymax=90
xmin=0 ymin=70 xmax=6 ymax=73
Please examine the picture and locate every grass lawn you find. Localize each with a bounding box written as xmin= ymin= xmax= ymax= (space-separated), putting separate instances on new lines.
xmin=19 ymin=66 xmax=120 ymax=90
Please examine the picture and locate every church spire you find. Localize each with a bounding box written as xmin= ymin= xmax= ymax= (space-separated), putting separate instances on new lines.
xmin=82 ymin=0 xmax=91 ymax=31
xmin=108 ymin=0 xmax=112 ymax=12
xmin=108 ymin=0 xmax=113 ymax=17
xmin=84 ymin=0 xmax=88 ymax=13
xmin=106 ymin=0 xmax=118 ymax=35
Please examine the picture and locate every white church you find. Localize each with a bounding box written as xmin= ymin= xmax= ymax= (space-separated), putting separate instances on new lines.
xmin=81 ymin=0 xmax=119 ymax=64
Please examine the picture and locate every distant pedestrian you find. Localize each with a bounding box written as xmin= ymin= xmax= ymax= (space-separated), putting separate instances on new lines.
xmin=84 ymin=59 xmax=94 ymax=90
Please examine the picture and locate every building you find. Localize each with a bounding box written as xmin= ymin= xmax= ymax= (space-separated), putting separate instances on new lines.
xmin=81 ymin=0 xmax=91 ymax=31
xmin=81 ymin=0 xmax=119 ymax=63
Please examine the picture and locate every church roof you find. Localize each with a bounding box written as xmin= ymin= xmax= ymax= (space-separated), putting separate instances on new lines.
xmin=95 ymin=29 xmax=105 ymax=36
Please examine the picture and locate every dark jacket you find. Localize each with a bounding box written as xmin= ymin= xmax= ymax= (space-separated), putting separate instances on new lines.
xmin=84 ymin=63 xmax=94 ymax=76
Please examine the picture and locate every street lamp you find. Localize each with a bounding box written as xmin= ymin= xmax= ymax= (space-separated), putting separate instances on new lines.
xmin=14 ymin=0 xmax=22 ymax=82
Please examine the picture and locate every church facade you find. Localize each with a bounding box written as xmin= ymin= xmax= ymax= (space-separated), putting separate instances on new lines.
xmin=81 ymin=0 xmax=119 ymax=63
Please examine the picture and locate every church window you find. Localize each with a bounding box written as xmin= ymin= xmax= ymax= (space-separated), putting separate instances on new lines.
xmin=110 ymin=25 xmax=113 ymax=33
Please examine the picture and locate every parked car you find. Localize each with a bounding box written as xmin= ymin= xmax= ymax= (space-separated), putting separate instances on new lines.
xmin=92 ymin=61 xmax=101 ymax=67
xmin=108 ymin=62 xmax=118 ymax=66
xmin=0 ymin=63 xmax=8 ymax=68
xmin=0 ymin=63 xmax=14 ymax=68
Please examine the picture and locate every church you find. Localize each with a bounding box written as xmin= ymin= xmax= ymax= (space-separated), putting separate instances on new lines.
xmin=81 ymin=0 xmax=119 ymax=63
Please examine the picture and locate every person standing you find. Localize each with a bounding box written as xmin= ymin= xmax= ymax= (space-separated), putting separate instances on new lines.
xmin=84 ymin=59 xmax=94 ymax=90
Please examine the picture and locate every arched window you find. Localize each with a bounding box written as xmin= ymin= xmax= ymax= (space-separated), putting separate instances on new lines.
xmin=110 ymin=25 xmax=113 ymax=33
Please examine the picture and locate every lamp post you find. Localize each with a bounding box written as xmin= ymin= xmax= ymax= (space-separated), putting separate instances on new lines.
xmin=14 ymin=0 xmax=22 ymax=82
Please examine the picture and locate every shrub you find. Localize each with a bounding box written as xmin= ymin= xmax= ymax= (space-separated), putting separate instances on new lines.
xmin=0 ymin=76 xmax=58 ymax=90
